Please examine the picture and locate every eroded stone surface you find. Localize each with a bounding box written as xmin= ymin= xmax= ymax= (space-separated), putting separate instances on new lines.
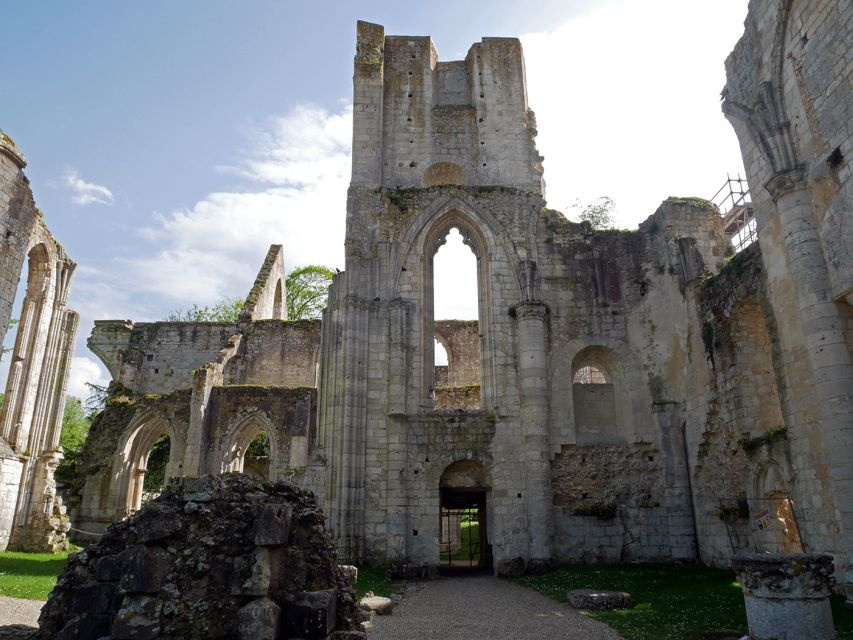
xmin=37 ymin=474 xmax=363 ymax=639
xmin=567 ymin=589 xmax=634 ymax=611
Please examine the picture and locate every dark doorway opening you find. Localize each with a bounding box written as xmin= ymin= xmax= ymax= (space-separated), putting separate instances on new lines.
xmin=439 ymin=489 xmax=491 ymax=573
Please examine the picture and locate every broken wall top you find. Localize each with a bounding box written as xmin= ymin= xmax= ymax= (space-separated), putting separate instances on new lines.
xmin=351 ymin=21 xmax=544 ymax=193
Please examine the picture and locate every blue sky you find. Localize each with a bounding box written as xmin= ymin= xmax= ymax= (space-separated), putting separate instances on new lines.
xmin=1 ymin=0 xmax=749 ymax=396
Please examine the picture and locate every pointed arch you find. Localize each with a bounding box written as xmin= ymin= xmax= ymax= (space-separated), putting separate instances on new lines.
xmin=114 ymin=412 xmax=174 ymax=516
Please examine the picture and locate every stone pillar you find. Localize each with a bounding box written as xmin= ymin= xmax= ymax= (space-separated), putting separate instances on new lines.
xmin=514 ymin=302 xmax=553 ymax=563
xmin=351 ymin=21 xmax=385 ymax=186
xmin=733 ymin=553 xmax=836 ymax=640
xmin=656 ymin=407 xmax=698 ymax=561
xmin=769 ymin=172 xmax=853 ymax=577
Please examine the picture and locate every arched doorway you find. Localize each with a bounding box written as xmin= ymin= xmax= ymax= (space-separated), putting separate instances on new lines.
xmin=439 ymin=461 xmax=491 ymax=572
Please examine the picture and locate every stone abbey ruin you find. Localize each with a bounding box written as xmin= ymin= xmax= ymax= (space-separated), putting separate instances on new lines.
xmin=1 ymin=0 xmax=851 ymax=599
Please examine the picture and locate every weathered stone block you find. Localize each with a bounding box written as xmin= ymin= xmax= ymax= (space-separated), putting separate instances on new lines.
xmin=237 ymin=597 xmax=281 ymax=640
xmin=95 ymin=556 xmax=121 ymax=582
xmin=72 ymin=582 xmax=115 ymax=614
xmin=253 ymin=503 xmax=292 ymax=546
xmin=55 ymin=614 xmax=112 ymax=640
xmin=359 ymin=594 xmax=394 ymax=615
xmin=111 ymin=595 xmax=162 ymax=640
xmin=132 ymin=504 xmax=182 ymax=542
xmin=567 ymin=589 xmax=634 ymax=610
xmin=119 ymin=546 xmax=169 ymax=594
xmin=284 ymin=588 xmax=338 ymax=639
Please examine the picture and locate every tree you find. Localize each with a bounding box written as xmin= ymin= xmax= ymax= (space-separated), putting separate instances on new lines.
xmin=2 ymin=317 xmax=18 ymax=358
xmin=165 ymin=298 xmax=244 ymax=322
xmin=55 ymin=397 xmax=92 ymax=486
xmin=571 ymin=196 xmax=616 ymax=230
xmin=286 ymin=265 xmax=335 ymax=320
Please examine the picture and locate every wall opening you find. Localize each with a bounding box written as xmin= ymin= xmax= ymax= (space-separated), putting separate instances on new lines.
xmin=243 ymin=431 xmax=271 ymax=479
xmin=223 ymin=418 xmax=272 ymax=480
xmin=571 ymin=347 xmax=618 ymax=443
xmin=121 ymin=418 xmax=171 ymax=515
xmin=439 ymin=461 xmax=492 ymax=573
xmin=0 ymin=243 xmax=53 ymax=449
xmin=272 ymin=279 xmax=283 ymax=319
xmin=432 ymin=227 xmax=481 ymax=410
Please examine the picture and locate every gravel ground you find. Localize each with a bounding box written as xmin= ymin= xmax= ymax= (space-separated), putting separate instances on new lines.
xmin=367 ymin=575 xmax=624 ymax=640
xmin=0 ymin=595 xmax=41 ymax=628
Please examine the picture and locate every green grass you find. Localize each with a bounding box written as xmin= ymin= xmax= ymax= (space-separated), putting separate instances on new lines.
xmin=440 ymin=521 xmax=480 ymax=563
xmin=512 ymin=563 xmax=853 ymax=640
xmin=0 ymin=550 xmax=74 ymax=600
xmin=354 ymin=564 xmax=393 ymax=599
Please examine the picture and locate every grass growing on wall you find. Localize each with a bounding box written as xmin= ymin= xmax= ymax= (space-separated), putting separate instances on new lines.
xmin=512 ymin=563 xmax=853 ymax=640
xmin=0 ymin=550 xmax=74 ymax=600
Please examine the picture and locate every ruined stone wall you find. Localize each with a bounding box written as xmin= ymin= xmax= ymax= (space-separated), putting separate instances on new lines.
xmin=723 ymin=0 xmax=853 ymax=583
xmin=351 ymin=21 xmax=543 ymax=193
xmin=223 ymin=320 xmax=320 ymax=387
xmin=88 ymin=322 xmax=239 ymax=394
xmin=0 ymin=133 xmax=78 ymax=552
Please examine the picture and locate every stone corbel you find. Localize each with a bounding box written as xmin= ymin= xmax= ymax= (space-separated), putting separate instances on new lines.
xmin=764 ymin=166 xmax=806 ymax=202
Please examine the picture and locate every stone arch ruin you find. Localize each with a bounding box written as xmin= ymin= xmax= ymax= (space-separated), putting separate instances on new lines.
xmin=1 ymin=0 xmax=850 ymax=595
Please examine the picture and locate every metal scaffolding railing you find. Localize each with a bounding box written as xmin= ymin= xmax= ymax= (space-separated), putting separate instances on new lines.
xmin=712 ymin=174 xmax=756 ymax=253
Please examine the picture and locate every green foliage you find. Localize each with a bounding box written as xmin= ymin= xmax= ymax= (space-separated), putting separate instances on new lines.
xmin=165 ymin=297 xmax=244 ymax=322
xmin=571 ymin=196 xmax=616 ymax=230
xmin=55 ymin=397 xmax=92 ymax=487
xmin=738 ymin=427 xmax=787 ymax=454
xmin=245 ymin=431 xmax=269 ymax=458
xmin=0 ymin=550 xmax=76 ymax=600
xmin=142 ymin=433 xmax=170 ymax=496
xmin=354 ymin=565 xmax=393 ymax=599
xmin=84 ymin=382 xmax=109 ymax=416
xmin=286 ymin=265 xmax=335 ymax=320
xmin=2 ymin=317 xmax=18 ymax=356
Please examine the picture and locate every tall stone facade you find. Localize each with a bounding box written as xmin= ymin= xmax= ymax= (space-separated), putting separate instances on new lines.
xmin=0 ymin=132 xmax=78 ymax=551
xmin=74 ymin=0 xmax=851 ymax=590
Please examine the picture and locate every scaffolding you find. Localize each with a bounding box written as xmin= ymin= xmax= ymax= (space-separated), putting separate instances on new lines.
xmin=712 ymin=174 xmax=756 ymax=253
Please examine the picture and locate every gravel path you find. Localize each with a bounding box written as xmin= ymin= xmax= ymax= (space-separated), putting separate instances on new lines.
xmin=0 ymin=596 xmax=41 ymax=628
xmin=367 ymin=576 xmax=623 ymax=640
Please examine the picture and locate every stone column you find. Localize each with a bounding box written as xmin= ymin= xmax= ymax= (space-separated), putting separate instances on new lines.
xmin=769 ymin=171 xmax=853 ymax=577
xmin=656 ymin=406 xmax=698 ymax=561
xmin=733 ymin=553 xmax=836 ymax=640
xmin=514 ymin=302 xmax=553 ymax=564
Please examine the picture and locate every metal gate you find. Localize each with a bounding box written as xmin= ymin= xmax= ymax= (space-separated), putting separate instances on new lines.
xmin=440 ymin=490 xmax=487 ymax=570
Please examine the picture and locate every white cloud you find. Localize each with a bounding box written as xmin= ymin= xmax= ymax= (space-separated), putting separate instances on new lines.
xmin=64 ymin=169 xmax=114 ymax=206
xmin=522 ymin=0 xmax=749 ymax=228
xmin=117 ymin=104 xmax=352 ymax=306
xmin=66 ymin=355 xmax=110 ymax=400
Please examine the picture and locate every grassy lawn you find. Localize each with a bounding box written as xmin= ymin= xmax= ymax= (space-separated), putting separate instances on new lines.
xmin=440 ymin=521 xmax=480 ymax=563
xmin=513 ymin=563 xmax=853 ymax=640
xmin=354 ymin=564 xmax=393 ymax=599
xmin=0 ymin=550 xmax=74 ymax=600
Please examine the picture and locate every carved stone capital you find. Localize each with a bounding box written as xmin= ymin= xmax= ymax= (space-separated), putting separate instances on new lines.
xmin=764 ymin=167 xmax=806 ymax=202
xmin=513 ymin=302 xmax=547 ymax=322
